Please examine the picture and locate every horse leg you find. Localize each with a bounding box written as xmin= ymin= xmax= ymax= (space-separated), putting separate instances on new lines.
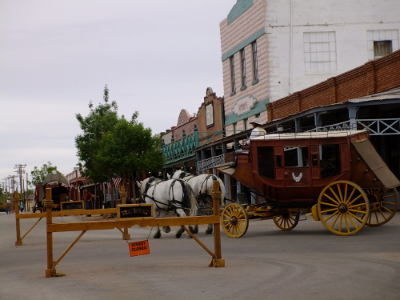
xmin=153 ymin=210 xmax=163 ymax=238
xmin=189 ymin=224 xmax=199 ymax=234
xmin=205 ymin=224 xmax=213 ymax=234
xmin=175 ymin=209 xmax=188 ymax=238
xmin=153 ymin=225 xmax=162 ymax=238
xmin=157 ymin=210 xmax=171 ymax=234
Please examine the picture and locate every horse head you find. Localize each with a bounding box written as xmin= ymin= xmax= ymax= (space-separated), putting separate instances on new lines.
xmin=173 ymin=170 xmax=190 ymax=179
xmin=136 ymin=177 xmax=161 ymax=195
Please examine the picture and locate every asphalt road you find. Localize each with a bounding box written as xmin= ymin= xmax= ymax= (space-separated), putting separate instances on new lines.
xmin=1 ymin=211 xmax=399 ymax=300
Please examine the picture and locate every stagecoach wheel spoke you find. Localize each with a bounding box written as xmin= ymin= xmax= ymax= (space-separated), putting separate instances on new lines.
xmin=365 ymin=188 xmax=399 ymax=227
xmin=317 ymin=180 xmax=369 ymax=236
xmin=221 ymin=203 xmax=249 ymax=238
xmin=273 ymin=210 xmax=299 ymax=231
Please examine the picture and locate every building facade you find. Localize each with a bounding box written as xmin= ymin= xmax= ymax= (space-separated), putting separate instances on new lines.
xmin=220 ymin=0 xmax=400 ymax=136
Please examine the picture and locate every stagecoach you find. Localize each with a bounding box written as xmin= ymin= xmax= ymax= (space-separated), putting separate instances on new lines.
xmin=217 ymin=130 xmax=399 ymax=237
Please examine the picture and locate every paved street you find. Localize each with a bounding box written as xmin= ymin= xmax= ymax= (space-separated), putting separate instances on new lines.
xmin=1 ymin=211 xmax=399 ymax=300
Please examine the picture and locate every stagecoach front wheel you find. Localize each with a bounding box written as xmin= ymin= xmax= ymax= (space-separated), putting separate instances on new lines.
xmin=221 ymin=203 xmax=249 ymax=238
xmin=365 ymin=188 xmax=398 ymax=227
xmin=317 ymin=180 xmax=369 ymax=236
xmin=273 ymin=210 xmax=300 ymax=231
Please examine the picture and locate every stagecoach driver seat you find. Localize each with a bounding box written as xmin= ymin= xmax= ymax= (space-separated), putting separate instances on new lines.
xmin=246 ymin=118 xmax=266 ymax=145
xmin=229 ymin=118 xmax=267 ymax=168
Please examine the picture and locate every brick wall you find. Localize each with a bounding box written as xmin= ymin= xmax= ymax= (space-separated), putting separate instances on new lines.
xmin=172 ymin=118 xmax=197 ymax=141
xmin=266 ymin=50 xmax=400 ymax=121
xmin=197 ymin=91 xmax=224 ymax=144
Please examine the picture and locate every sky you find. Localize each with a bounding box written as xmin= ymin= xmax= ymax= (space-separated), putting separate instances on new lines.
xmin=0 ymin=0 xmax=237 ymax=190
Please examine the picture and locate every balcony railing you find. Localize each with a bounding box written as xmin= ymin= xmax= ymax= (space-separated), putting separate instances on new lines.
xmin=306 ymin=118 xmax=400 ymax=135
xmin=197 ymin=154 xmax=226 ymax=172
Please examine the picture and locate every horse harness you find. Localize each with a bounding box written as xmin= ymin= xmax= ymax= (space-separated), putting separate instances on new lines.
xmin=178 ymin=172 xmax=217 ymax=200
xmin=141 ymin=177 xmax=189 ymax=212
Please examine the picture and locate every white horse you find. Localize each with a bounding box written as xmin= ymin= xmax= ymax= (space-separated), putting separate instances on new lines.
xmin=168 ymin=170 xmax=226 ymax=234
xmin=136 ymin=177 xmax=198 ymax=238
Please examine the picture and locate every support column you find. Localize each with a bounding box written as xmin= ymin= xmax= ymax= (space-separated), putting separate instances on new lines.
xmin=348 ymin=106 xmax=358 ymax=130
xmin=295 ymin=117 xmax=302 ymax=133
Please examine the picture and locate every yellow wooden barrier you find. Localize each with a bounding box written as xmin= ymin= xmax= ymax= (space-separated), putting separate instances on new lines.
xmin=44 ymin=182 xmax=225 ymax=277
xmin=14 ymin=207 xmax=119 ymax=246
xmin=14 ymin=184 xmax=130 ymax=245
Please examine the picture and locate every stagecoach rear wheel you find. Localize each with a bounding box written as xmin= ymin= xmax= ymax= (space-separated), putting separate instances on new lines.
xmin=365 ymin=188 xmax=398 ymax=227
xmin=317 ymin=180 xmax=369 ymax=236
xmin=221 ymin=203 xmax=249 ymax=238
xmin=273 ymin=210 xmax=300 ymax=231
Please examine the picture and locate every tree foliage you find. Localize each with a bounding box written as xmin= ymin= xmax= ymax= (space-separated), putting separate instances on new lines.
xmin=75 ymin=85 xmax=119 ymax=181
xmin=29 ymin=161 xmax=60 ymax=186
xmin=94 ymin=118 xmax=165 ymax=179
xmin=75 ymin=85 xmax=164 ymax=183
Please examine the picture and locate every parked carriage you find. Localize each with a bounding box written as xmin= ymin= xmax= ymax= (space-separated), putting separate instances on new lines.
xmin=33 ymin=173 xmax=70 ymax=212
xmin=217 ymin=130 xmax=399 ymax=237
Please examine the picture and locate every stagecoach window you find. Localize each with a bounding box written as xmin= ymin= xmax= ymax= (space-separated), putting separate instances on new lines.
xmin=257 ymin=147 xmax=274 ymax=179
xmin=284 ymin=147 xmax=309 ymax=167
xmin=320 ymin=144 xmax=341 ymax=178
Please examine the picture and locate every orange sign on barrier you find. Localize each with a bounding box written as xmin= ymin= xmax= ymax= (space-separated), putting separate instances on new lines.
xmin=128 ymin=240 xmax=150 ymax=257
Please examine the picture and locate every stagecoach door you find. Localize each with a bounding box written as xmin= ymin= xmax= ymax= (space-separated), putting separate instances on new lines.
xmin=283 ymin=146 xmax=311 ymax=200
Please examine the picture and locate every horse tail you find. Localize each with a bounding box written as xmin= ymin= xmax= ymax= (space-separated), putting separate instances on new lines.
xmin=217 ymin=177 xmax=226 ymax=207
xmin=183 ymin=182 xmax=198 ymax=216
xmin=209 ymin=175 xmax=226 ymax=208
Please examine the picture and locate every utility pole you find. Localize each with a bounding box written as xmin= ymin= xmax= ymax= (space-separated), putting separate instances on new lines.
xmin=14 ymin=164 xmax=26 ymax=193
xmin=8 ymin=175 xmax=17 ymax=194
xmin=15 ymin=164 xmax=27 ymax=211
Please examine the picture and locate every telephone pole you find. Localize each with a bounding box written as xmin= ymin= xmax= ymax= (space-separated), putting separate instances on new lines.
xmin=14 ymin=164 xmax=26 ymax=194
xmin=14 ymin=165 xmax=27 ymax=211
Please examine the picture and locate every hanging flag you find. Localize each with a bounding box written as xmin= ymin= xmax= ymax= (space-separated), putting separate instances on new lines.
xmin=112 ymin=177 xmax=122 ymax=189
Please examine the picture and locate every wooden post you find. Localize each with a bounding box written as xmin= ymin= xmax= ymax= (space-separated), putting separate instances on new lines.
xmin=14 ymin=191 xmax=22 ymax=246
xmin=44 ymin=188 xmax=55 ymax=277
xmin=120 ymin=184 xmax=130 ymax=240
xmin=211 ymin=181 xmax=225 ymax=267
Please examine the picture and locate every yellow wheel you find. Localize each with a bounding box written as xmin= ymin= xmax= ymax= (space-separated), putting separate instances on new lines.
xmin=221 ymin=203 xmax=249 ymax=238
xmin=273 ymin=210 xmax=299 ymax=231
xmin=365 ymin=188 xmax=398 ymax=226
xmin=318 ymin=180 xmax=369 ymax=236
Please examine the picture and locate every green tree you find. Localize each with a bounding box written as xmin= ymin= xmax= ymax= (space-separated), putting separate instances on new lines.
xmin=94 ymin=117 xmax=165 ymax=184
xmin=75 ymin=85 xmax=164 ymax=186
xmin=75 ymin=85 xmax=119 ymax=182
xmin=0 ymin=186 xmax=4 ymax=203
xmin=29 ymin=161 xmax=60 ymax=186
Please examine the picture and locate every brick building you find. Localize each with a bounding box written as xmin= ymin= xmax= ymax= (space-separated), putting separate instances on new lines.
xmin=220 ymin=0 xmax=400 ymax=137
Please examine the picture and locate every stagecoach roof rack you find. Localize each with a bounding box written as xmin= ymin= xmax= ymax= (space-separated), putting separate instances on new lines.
xmin=251 ymin=129 xmax=368 ymax=141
